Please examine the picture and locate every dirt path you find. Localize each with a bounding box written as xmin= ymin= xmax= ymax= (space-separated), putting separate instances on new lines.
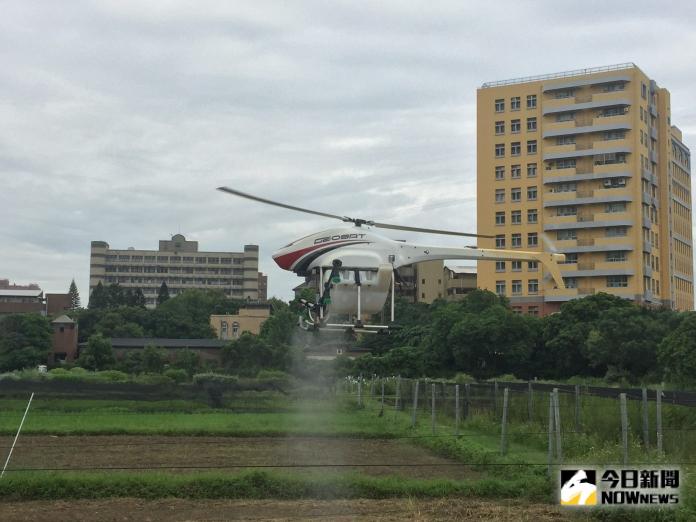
xmin=0 ymin=498 xmax=578 ymax=521
xmin=3 ymin=435 xmax=477 ymax=479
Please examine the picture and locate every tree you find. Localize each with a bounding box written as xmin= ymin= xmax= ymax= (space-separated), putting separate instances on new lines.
xmin=68 ymin=279 xmax=81 ymax=310
xmin=0 ymin=314 xmax=52 ymax=371
xmin=106 ymin=284 xmax=124 ymax=308
xmin=88 ymin=282 xmax=109 ymax=309
xmin=78 ymin=333 xmax=115 ymax=371
xmin=141 ymin=345 xmax=169 ymax=373
xmin=658 ymin=312 xmax=696 ymax=385
xmin=132 ymin=288 xmax=147 ymax=309
xmin=172 ymin=347 xmax=201 ymax=377
xmin=157 ymin=282 xmax=170 ymax=306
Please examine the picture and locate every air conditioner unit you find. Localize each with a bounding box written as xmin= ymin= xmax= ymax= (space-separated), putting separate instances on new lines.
xmin=603 ymin=179 xmax=612 ymax=188
xmin=617 ymin=178 xmax=626 ymax=186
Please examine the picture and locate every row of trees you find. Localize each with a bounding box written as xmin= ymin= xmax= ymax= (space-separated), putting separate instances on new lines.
xmin=88 ymin=281 xmax=171 ymax=310
xmin=350 ymin=291 xmax=696 ymax=386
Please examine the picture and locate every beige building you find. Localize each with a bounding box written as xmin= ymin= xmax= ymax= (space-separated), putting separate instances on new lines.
xmin=477 ymin=63 xmax=693 ymax=315
xmin=443 ymin=266 xmax=477 ymax=301
xmin=210 ymin=304 xmax=272 ymax=340
xmin=90 ymin=234 xmax=261 ymax=307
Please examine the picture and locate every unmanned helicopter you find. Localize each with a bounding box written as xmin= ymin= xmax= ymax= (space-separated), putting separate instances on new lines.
xmin=218 ymin=187 xmax=565 ymax=333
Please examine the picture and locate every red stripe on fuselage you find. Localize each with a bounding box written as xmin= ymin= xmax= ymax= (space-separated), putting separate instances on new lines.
xmin=273 ymin=240 xmax=365 ymax=271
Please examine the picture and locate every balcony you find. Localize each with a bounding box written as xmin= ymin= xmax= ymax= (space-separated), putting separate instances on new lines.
xmin=543 ymin=145 xmax=631 ymax=162
xmin=542 ymin=120 xmax=632 ymax=139
xmin=578 ymin=238 xmax=595 ymax=247
xmin=578 ymin=262 xmax=595 ymax=271
xmin=649 ymin=104 xmax=657 ymax=117
xmin=543 ymin=218 xmax=633 ymax=231
xmin=650 ymin=127 xmax=658 ymax=140
xmin=542 ymin=97 xmax=631 ymax=116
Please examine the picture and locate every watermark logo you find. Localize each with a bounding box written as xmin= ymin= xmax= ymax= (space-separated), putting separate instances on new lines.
xmin=559 ymin=467 xmax=680 ymax=508
xmin=560 ymin=469 xmax=597 ymax=505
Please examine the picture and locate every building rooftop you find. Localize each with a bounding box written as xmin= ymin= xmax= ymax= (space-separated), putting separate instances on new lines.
xmin=445 ymin=266 xmax=477 ymax=274
xmin=52 ymin=315 xmax=75 ymax=324
xmin=108 ymin=338 xmax=228 ymax=348
xmin=481 ymin=62 xmax=636 ymax=89
xmin=0 ymin=289 xmax=43 ymax=297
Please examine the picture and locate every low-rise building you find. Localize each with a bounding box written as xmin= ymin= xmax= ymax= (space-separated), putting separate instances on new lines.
xmin=104 ymin=338 xmax=229 ymax=364
xmin=51 ymin=315 xmax=78 ymax=363
xmin=443 ymin=266 xmax=477 ymax=301
xmin=210 ymin=304 xmax=272 ymax=340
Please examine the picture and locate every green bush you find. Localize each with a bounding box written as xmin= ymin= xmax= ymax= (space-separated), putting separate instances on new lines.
xmin=48 ymin=368 xmax=71 ymax=376
xmin=452 ymin=373 xmax=476 ymax=384
xmin=193 ymin=373 xmax=239 ymax=386
xmin=164 ymin=368 xmax=188 ymax=384
xmin=133 ymin=373 xmax=174 ymax=385
xmin=256 ymin=370 xmax=291 ymax=385
xmin=70 ymin=367 xmax=89 ymax=375
xmin=96 ymin=370 xmax=129 ymax=382
xmin=0 ymin=372 xmax=19 ymax=381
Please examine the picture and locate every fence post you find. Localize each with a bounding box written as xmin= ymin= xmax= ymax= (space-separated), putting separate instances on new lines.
xmin=620 ymin=393 xmax=629 ymax=465
xmin=493 ymin=381 xmax=499 ymax=419
xmin=380 ymin=380 xmax=385 ymax=415
xmin=656 ymin=387 xmax=663 ymax=456
xmin=357 ymin=378 xmax=363 ymax=408
xmin=553 ymin=388 xmax=562 ymax=462
xmin=574 ymin=384 xmax=581 ymax=432
xmin=455 ymin=384 xmax=461 ymax=436
xmin=547 ymin=392 xmax=554 ymax=476
xmin=431 ymin=384 xmax=436 ymax=435
xmin=464 ymin=383 xmax=470 ymax=420
xmin=411 ymin=380 xmax=419 ymax=428
xmin=394 ymin=376 xmax=401 ymax=411
xmin=500 ymin=387 xmax=509 ymax=456
xmin=641 ymin=387 xmax=649 ymax=450
xmin=527 ymin=381 xmax=534 ymax=422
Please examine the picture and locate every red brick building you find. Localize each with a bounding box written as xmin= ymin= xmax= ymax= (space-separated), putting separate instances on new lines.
xmin=51 ymin=315 xmax=79 ymax=363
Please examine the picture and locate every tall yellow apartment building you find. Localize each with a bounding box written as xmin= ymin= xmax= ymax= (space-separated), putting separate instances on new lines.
xmin=477 ymin=63 xmax=693 ymax=315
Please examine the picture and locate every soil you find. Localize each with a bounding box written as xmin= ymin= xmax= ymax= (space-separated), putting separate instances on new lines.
xmin=3 ymin=435 xmax=477 ymax=480
xmin=0 ymin=498 xmax=577 ymax=521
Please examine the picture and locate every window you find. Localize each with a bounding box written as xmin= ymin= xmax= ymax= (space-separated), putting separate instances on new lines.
xmin=562 ymin=253 xmax=578 ymax=264
xmin=527 ymin=117 xmax=537 ymax=131
xmin=511 ymin=210 xmax=522 ymax=224
xmin=511 ymin=119 xmax=521 ymax=133
xmin=595 ymin=152 xmax=627 ymax=165
xmin=495 ymin=235 xmax=505 ymax=248
xmin=528 ymin=306 xmax=540 ymax=316
xmin=556 ymin=206 xmax=577 ymax=216
xmin=528 ymin=279 xmax=539 ymax=294
xmin=511 ymin=188 xmax=521 ymax=202
xmin=495 ymin=121 xmax=505 ymax=134
xmin=512 ymin=280 xmax=522 ymax=294
xmin=221 ymin=321 xmax=228 ymax=339
xmin=557 ymin=229 xmax=577 ymax=240
xmin=512 ymin=306 xmax=523 ymax=314
xmin=511 ymin=96 xmax=520 ymax=110
xmin=527 ymin=140 xmax=537 ymax=154
xmin=511 ymin=164 xmax=521 ymax=178
xmin=495 ymin=99 xmax=505 ymax=112
xmin=527 ymin=186 xmax=537 ymax=200
xmin=603 ymin=177 xmax=627 ymax=188
xmin=556 ymin=135 xmax=576 ymax=145
xmin=495 ymin=211 xmax=505 ymax=225
xmin=527 ymin=163 xmax=537 ymax=177
xmin=495 ymin=143 xmax=505 ymax=157
xmin=527 ymin=232 xmax=538 ymax=247
xmin=511 ymin=260 xmax=522 ymax=271
xmin=598 ymin=106 xmax=626 ymax=118
xmin=603 ymin=82 xmax=625 ymax=92
xmin=604 ymin=130 xmax=625 ymax=141
xmin=511 ymin=142 xmax=521 ymax=156
xmin=527 ymin=94 xmax=537 ymax=109
xmin=606 ymin=251 xmax=627 ymax=262
xmin=495 ymin=261 xmax=505 ymax=272
xmin=528 ymin=261 xmax=538 ymax=271
xmin=496 ymin=281 xmax=506 ymax=295
xmin=641 ymin=83 xmax=647 ymax=99
xmin=511 ymin=233 xmax=522 ymax=247
xmin=495 ymin=189 xmax=505 ymax=203
xmin=555 ymin=159 xmax=576 ymax=169
xmin=527 ymin=209 xmax=538 ymax=223
xmin=554 ymin=89 xmax=574 ymax=99
xmin=552 ymin=182 xmax=576 ymax=193
xmin=564 ymin=277 xmax=578 ymax=288
xmin=604 ymin=201 xmax=626 ymax=214
xmin=232 ymin=321 xmax=240 ymax=336
xmin=606 ymin=226 xmax=628 ymax=237
xmin=556 ymin=112 xmax=575 ymax=122
xmin=607 ymin=275 xmax=629 ymax=288
xmin=495 ymin=166 xmax=505 ymax=180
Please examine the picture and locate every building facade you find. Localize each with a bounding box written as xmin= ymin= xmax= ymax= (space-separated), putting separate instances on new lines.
xmin=477 ymin=63 xmax=693 ymax=315
xmin=443 ymin=266 xmax=477 ymax=301
xmin=210 ymin=304 xmax=272 ymax=340
xmin=90 ymin=234 xmax=261 ymax=306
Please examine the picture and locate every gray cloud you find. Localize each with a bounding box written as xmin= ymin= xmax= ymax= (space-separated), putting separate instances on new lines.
xmin=0 ymin=0 xmax=694 ymax=300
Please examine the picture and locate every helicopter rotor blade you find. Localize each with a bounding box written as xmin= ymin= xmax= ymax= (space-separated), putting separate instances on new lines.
xmin=217 ymin=187 xmax=349 ymax=222
xmin=371 ymin=222 xmax=492 ymax=239
xmin=217 ymin=186 xmax=492 ymax=238
xmin=541 ymin=232 xmax=559 ymax=253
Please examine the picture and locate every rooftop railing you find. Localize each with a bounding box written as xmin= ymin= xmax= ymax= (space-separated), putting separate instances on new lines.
xmin=481 ymin=63 xmax=636 ymax=89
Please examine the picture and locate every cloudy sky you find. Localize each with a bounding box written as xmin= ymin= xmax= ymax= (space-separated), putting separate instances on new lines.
xmin=1 ymin=0 xmax=695 ymax=301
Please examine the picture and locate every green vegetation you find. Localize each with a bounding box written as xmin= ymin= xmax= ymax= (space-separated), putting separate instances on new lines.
xmin=0 ymin=470 xmax=551 ymax=502
xmin=0 ymin=314 xmax=52 ymax=372
xmin=349 ymin=291 xmax=694 ymax=387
